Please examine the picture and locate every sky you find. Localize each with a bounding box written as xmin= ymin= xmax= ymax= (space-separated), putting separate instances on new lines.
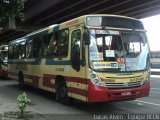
xmin=141 ymin=15 xmax=160 ymax=51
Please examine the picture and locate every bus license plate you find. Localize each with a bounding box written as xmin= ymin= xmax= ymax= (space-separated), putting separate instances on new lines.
xmin=121 ymin=91 xmax=131 ymax=96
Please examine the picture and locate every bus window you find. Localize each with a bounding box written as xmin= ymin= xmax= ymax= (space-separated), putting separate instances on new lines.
xmin=33 ymin=37 xmax=42 ymax=58
xmin=13 ymin=43 xmax=19 ymax=59
xmin=57 ymin=29 xmax=69 ymax=57
xmin=47 ymin=33 xmax=58 ymax=56
xmin=71 ymin=30 xmax=81 ymax=48
xmin=96 ymin=37 xmax=103 ymax=52
xmin=26 ymin=40 xmax=32 ymax=58
xmin=8 ymin=44 xmax=14 ymax=59
xmin=71 ymin=29 xmax=81 ymax=71
xmin=19 ymin=41 xmax=26 ymax=59
xmin=122 ymin=33 xmax=143 ymax=57
xmin=42 ymin=35 xmax=51 ymax=57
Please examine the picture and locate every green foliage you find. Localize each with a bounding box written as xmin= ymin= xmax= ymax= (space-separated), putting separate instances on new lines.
xmin=17 ymin=92 xmax=30 ymax=118
xmin=0 ymin=0 xmax=24 ymax=19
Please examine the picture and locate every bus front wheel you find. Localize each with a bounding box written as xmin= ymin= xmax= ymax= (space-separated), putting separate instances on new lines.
xmin=56 ymin=80 xmax=70 ymax=105
xmin=18 ymin=72 xmax=25 ymax=90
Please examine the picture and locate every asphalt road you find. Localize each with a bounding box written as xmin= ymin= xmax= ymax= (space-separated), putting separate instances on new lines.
xmin=0 ymin=75 xmax=160 ymax=120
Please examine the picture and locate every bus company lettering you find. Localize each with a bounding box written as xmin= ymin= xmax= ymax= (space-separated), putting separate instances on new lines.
xmin=55 ymin=68 xmax=64 ymax=72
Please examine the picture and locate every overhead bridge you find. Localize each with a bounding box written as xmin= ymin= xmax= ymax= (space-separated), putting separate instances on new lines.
xmin=0 ymin=0 xmax=160 ymax=43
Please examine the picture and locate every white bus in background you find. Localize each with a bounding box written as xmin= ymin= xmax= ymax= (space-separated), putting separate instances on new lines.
xmin=0 ymin=45 xmax=8 ymax=78
xmin=150 ymin=51 xmax=160 ymax=68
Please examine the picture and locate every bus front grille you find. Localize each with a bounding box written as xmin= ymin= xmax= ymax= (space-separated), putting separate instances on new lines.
xmin=105 ymin=81 xmax=142 ymax=88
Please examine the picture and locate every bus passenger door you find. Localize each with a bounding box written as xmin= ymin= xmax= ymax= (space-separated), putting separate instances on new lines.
xmin=70 ymin=28 xmax=87 ymax=101
xmin=71 ymin=29 xmax=81 ymax=72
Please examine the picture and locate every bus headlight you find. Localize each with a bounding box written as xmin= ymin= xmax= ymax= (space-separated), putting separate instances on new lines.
xmin=89 ymin=70 xmax=105 ymax=87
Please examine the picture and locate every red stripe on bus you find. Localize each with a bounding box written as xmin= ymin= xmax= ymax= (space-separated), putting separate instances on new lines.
xmin=24 ymin=74 xmax=39 ymax=87
xmin=43 ymin=74 xmax=87 ymax=84
xmin=8 ymin=72 xmax=88 ymax=89
xmin=65 ymin=76 xmax=87 ymax=84
xmin=8 ymin=72 xmax=39 ymax=87
xmin=68 ymin=87 xmax=87 ymax=97
xmin=43 ymin=74 xmax=55 ymax=88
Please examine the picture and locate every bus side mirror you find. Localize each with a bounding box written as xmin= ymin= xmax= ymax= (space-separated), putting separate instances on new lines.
xmin=83 ymin=30 xmax=90 ymax=45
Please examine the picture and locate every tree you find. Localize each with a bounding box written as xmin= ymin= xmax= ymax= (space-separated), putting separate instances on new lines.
xmin=0 ymin=0 xmax=24 ymax=19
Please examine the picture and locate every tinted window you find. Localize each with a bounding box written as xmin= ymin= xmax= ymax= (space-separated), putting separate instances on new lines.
xmin=26 ymin=40 xmax=32 ymax=58
xmin=47 ymin=32 xmax=58 ymax=56
xmin=102 ymin=16 xmax=144 ymax=29
xmin=19 ymin=41 xmax=26 ymax=59
xmin=13 ymin=43 xmax=19 ymax=59
xmin=33 ymin=37 xmax=42 ymax=58
xmin=42 ymin=34 xmax=52 ymax=57
xmin=87 ymin=16 xmax=144 ymax=29
xmin=57 ymin=29 xmax=69 ymax=57
xmin=8 ymin=44 xmax=14 ymax=59
xmin=71 ymin=30 xmax=81 ymax=59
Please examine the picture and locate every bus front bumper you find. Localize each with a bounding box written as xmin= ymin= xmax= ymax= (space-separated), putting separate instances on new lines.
xmin=87 ymin=81 xmax=150 ymax=103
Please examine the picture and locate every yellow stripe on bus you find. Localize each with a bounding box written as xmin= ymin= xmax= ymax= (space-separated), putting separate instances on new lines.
xmin=68 ymin=92 xmax=87 ymax=102
xmin=8 ymin=74 xmax=17 ymax=80
xmin=67 ymin=82 xmax=88 ymax=90
xmin=24 ymin=78 xmax=33 ymax=83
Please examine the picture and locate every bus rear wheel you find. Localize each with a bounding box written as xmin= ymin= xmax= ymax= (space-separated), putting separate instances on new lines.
xmin=18 ymin=72 xmax=25 ymax=90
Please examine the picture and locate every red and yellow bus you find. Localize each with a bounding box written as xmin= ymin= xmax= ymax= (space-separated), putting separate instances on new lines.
xmin=8 ymin=14 xmax=150 ymax=104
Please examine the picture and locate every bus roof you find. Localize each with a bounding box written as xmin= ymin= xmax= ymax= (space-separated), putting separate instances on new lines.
xmin=9 ymin=14 xmax=142 ymax=43
xmin=26 ymin=24 xmax=59 ymax=38
xmin=83 ymin=14 xmax=141 ymax=21
xmin=60 ymin=14 xmax=141 ymax=29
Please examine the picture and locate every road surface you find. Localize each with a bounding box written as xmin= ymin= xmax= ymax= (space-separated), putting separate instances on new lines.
xmin=0 ymin=75 xmax=160 ymax=120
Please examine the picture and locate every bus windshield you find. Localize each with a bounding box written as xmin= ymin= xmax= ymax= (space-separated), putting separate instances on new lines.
xmin=89 ymin=29 xmax=149 ymax=72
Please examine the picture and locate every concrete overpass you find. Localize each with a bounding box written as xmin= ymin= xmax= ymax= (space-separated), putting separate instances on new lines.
xmin=1 ymin=0 xmax=160 ymax=43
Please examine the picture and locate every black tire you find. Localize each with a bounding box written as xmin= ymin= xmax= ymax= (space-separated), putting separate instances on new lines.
xmin=18 ymin=72 xmax=25 ymax=90
xmin=56 ymin=80 xmax=71 ymax=105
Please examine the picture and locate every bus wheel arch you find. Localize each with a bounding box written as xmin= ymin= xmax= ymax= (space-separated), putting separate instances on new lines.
xmin=55 ymin=76 xmax=71 ymax=105
xmin=18 ymin=71 xmax=25 ymax=89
